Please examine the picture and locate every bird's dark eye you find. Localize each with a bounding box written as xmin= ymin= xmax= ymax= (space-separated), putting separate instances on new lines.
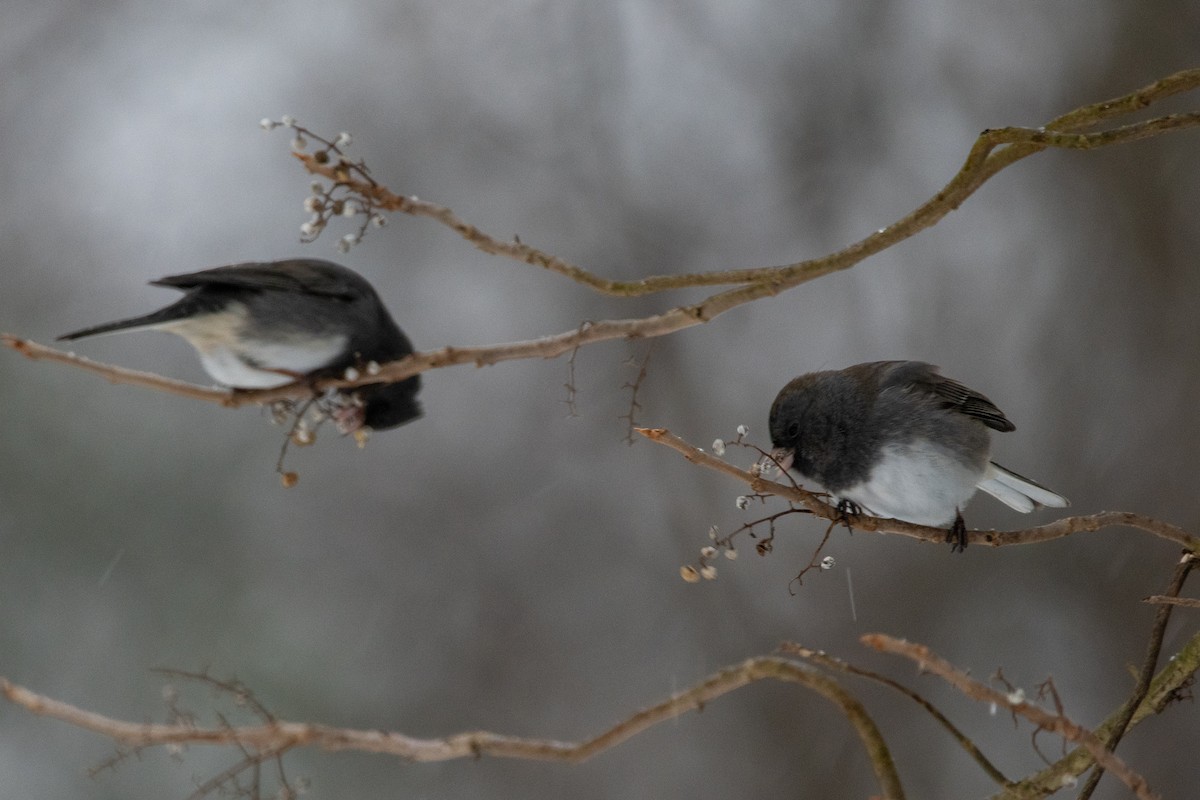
xmin=786 ymin=421 xmax=800 ymax=439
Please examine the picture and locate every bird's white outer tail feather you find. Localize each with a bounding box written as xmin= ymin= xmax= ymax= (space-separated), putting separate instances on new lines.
xmin=977 ymin=462 xmax=1069 ymax=513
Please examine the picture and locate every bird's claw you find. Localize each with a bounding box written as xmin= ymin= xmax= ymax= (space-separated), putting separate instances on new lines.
xmin=946 ymin=510 xmax=968 ymax=553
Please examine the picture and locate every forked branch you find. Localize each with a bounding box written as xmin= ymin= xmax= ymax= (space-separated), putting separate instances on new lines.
xmin=862 ymin=634 xmax=1175 ymax=800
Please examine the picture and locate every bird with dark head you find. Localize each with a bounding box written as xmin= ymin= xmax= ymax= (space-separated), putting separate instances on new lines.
xmin=768 ymin=361 xmax=1067 ymax=550
xmin=58 ymin=259 xmax=421 ymax=432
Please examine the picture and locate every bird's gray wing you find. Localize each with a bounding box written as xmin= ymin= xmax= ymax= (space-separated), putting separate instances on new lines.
xmin=880 ymin=361 xmax=1016 ymax=433
xmin=151 ymin=259 xmax=365 ymax=300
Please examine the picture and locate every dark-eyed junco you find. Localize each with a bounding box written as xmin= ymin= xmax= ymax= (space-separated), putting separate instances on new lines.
xmin=58 ymin=259 xmax=421 ymax=431
xmin=768 ymin=361 xmax=1067 ymax=550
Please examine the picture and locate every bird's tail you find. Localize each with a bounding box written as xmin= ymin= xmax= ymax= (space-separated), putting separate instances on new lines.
xmin=57 ymin=308 xmax=185 ymax=342
xmin=977 ymin=462 xmax=1069 ymax=513
xmin=55 ymin=289 xmax=217 ymax=342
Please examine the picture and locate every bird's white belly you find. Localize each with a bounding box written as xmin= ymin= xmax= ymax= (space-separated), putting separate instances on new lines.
xmin=161 ymin=307 xmax=348 ymax=388
xmin=195 ymin=347 xmax=295 ymax=388
xmin=838 ymin=441 xmax=983 ymax=527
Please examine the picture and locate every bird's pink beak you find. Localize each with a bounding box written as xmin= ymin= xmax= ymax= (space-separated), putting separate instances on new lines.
xmin=333 ymin=402 xmax=366 ymax=434
xmin=768 ymin=447 xmax=794 ymax=474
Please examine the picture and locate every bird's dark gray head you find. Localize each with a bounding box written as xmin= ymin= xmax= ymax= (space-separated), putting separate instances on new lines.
xmin=359 ymin=376 xmax=423 ymax=431
xmin=767 ymin=373 xmax=826 ymax=476
xmin=767 ymin=369 xmax=882 ymax=490
xmin=769 ymin=372 xmax=846 ymax=453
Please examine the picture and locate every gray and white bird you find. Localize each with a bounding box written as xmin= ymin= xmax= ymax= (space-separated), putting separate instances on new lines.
xmin=768 ymin=361 xmax=1067 ymax=549
xmin=58 ymin=259 xmax=421 ymax=431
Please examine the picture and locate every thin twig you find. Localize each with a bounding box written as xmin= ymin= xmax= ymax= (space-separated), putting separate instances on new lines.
xmin=619 ymin=341 xmax=655 ymax=444
xmin=862 ymin=635 xmax=1158 ymax=800
xmin=1143 ymin=595 xmax=1200 ymax=609
xmin=151 ymin=668 xmax=278 ymax=723
xmin=789 ymin=521 xmax=838 ymax=592
xmin=562 ymin=324 xmax=589 ymax=417
xmin=183 ymin=745 xmax=288 ymax=800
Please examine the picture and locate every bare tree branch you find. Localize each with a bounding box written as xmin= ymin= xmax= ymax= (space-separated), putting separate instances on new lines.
xmin=1077 ymin=553 xmax=1196 ymax=799
xmin=1 ymin=335 xmax=236 ymax=404
xmin=1143 ymin=595 xmax=1200 ymax=609
xmin=1 ymin=657 xmax=906 ymax=800
xmin=636 ymin=427 xmax=1200 ymax=553
xmin=290 ymin=69 xmax=1200 ymax=297
xmin=7 ymin=630 xmax=1197 ymax=799
xmin=988 ymin=630 xmax=1200 ymax=800
xmin=6 ymin=70 xmax=1200 ymax=412
xmin=780 ymin=642 xmax=1013 ymax=787
xmin=861 ymin=634 xmax=1159 ymax=800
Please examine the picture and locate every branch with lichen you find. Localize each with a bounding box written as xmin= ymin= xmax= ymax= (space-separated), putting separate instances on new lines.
xmin=5 ymin=69 xmax=1200 ymax=417
xmin=989 ymin=631 xmax=1200 ymax=800
xmin=862 ymin=633 xmax=1189 ymax=800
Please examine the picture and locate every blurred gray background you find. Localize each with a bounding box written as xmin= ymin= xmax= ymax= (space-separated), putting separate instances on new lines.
xmin=2 ymin=2 xmax=1198 ymax=798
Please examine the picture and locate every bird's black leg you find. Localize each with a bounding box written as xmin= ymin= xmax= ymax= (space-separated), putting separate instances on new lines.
xmin=835 ymin=498 xmax=862 ymax=531
xmin=945 ymin=510 xmax=968 ymax=553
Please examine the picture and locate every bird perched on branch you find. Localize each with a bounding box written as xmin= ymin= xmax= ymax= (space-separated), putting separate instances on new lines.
xmin=58 ymin=259 xmax=421 ymax=432
xmin=768 ymin=361 xmax=1067 ymax=550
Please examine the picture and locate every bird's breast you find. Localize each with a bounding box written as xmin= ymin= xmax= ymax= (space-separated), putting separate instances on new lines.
xmin=160 ymin=305 xmax=349 ymax=388
xmin=837 ymin=439 xmax=985 ymax=527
